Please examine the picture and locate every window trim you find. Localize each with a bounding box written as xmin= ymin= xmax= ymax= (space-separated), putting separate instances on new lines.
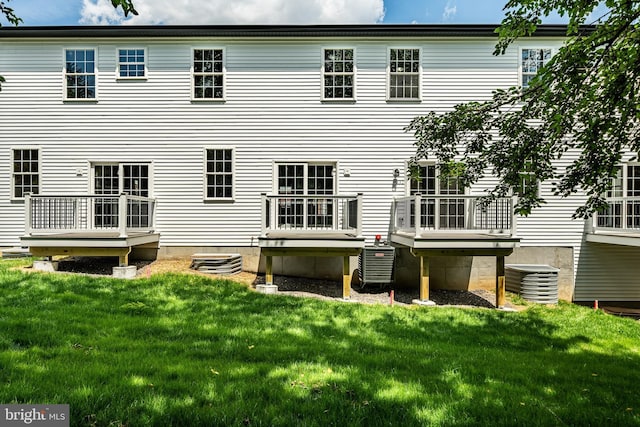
xmin=272 ymin=161 xmax=338 ymax=194
xmin=406 ymin=162 xmax=467 ymax=196
xmin=11 ymin=147 xmax=41 ymax=201
xmin=63 ymin=47 xmax=98 ymax=101
xmin=191 ymin=47 xmax=226 ymax=102
xmin=519 ymin=47 xmax=553 ymax=89
xmin=321 ymin=47 xmax=356 ymax=102
xmin=204 ymin=147 xmax=235 ymax=201
xmin=89 ymin=161 xmax=154 ymax=196
xmin=116 ymin=47 xmax=148 ymax=80
xmin=387 ymin=47 xmax=422 ymax=102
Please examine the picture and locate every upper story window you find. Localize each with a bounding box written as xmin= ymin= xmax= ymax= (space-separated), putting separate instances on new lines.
xmin=12 ymin=148 xmax=39 ymax=199
xmin=118 ymin=48 xmax=146 ymax=78
xmin=193 ymin=48 xmax=224 ymax=100
xmin=323 ymin=48 xmax=354 ymax=100
xmin=65 ymin=49 xmax=96 ymax=100
xmin=389 ymin=48 xmax=420 ymax=100
xmin=205 ymin=148 xmax=234 ymax=200
xmin=521 ymin=48 xmax=551 ymax=89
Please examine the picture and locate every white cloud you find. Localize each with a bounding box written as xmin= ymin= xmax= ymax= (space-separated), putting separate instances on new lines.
xmin=442 ymin=1 xmax=457 ymax=22
xmin=80 ymin=0 xmax=385 ymax=25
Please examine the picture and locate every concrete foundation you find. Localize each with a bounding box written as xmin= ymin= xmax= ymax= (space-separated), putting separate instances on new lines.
xmin=33 ymin=260 xmax=59 ymax=272
xmin=113 ymin=265 xmax=137 ymax=279
xmin=256 ymin=284 xmax=278 ymax=294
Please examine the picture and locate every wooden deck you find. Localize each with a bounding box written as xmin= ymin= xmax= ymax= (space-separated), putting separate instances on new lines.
xmin=21 ymin=232 xmax=160 ymax=265
xmin=258 ymin=231 xmax=365 ymax=299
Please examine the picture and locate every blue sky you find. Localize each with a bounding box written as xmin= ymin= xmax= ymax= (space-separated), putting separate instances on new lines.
xmin=1 ymin=0 xmax=609 ymax=26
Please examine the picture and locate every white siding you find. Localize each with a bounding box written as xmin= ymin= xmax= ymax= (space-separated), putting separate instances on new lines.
xmin=1 ymin=33 xmax=630 ymax=299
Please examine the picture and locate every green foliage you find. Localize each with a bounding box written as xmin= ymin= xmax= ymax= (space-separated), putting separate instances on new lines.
xmin=1 ymin=262 xmax=640 ymax=425
xmin=407 ymin=0 xmax=640 ymax=218
xmin=0 ymin=0 xmax=22 ymax=26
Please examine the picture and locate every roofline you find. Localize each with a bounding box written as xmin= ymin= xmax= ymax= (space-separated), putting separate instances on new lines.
xmin=0 ymin=24 xmax=591 ymax=39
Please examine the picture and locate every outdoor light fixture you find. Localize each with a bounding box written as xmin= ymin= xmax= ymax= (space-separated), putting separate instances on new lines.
xmin=393 ymin=168 xmax=400 ymax=178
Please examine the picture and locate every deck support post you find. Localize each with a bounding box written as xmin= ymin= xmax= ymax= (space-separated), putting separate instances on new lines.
xmin=420 ymin=256 xmax=429 ymax=301
xmin=342 ymin=256 xmax=351 ymax=299
xmin=265 ymin=255 xmax=273 ymax=285
xmin=496 ymin=255 xmax=506 ymax=308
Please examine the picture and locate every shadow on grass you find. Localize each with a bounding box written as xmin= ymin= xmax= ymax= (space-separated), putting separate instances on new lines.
xmin=0 ymin=264 xmax=639 ymax=426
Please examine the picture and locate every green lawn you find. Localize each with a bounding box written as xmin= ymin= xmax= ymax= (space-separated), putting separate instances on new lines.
xmin=1 ymin=259 xmax=639 ymax=426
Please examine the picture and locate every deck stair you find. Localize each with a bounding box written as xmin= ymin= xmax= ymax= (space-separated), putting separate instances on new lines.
xmin=190 ymin=253 xmax=242 ymax=275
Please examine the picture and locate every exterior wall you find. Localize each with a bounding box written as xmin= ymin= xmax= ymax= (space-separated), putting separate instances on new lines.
xmin=394 ymin=247 xmax=574 ymax=300
xmin=0 ymin=29 xmax=633 ymax=300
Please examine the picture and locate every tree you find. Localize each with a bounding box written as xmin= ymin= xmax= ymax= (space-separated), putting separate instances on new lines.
xmin=406 ymin=0 xmax=640 ymax=218
xmin=0 ymin=0 xmax=138 ymax=87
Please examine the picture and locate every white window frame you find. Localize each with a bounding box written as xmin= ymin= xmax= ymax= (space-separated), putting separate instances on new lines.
xmin=321 ymin=47 xmax=356 ymax=101
xmin=11 ymin=147 xmax=41 ymax=200
xmin=204 ymin=147 xmax=235 ymax=201
xmin=520 ymin=47 xmax=553 ymax=89
xmin=117 ymin=47 xmax=147 ymax=80
xmin=63 ymin=47 xmax=98 ymax=101
xmin=387 ymin=47 xmax=422 ymax=102
xmin=89 ymin=162 xmax=153 ymax=196
xmin=191 ymin=47 xmax=225 ymax=101
xmin=272 ymin=161 xmax=338 ymax=194
xmin=514 ymin=160 xmax=541 ymax=198
xmin=407 ymin=162 xmax=466 ymax=196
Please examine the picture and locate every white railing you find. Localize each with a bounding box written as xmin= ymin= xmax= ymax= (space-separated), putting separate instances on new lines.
xmin=591 ymin=196 xmax=640 ymax=233
xmin=261 ymin=193 xmax=362 ymax=235
xmin=392 ymin=194 xmax=516 ymax=236
xmin=25 ymin=194 xmax=156 ymax=237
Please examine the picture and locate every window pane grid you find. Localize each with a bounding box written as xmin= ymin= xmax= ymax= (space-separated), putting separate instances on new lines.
xmin=193 ymin=49 xmax=224 ymax=99
xmin=389 ymin=49 xmax=420 ymax=99
xmin=522 ymin=48 xmax=551 ymax=88
xmin=65 ymin=49 xmax=96 ymax=99
xmin=119 ymin=49 xmax=145 ymax=78
xmin=410 ymin=165 xmax=466 ymax=229
xmin=323 ymin=49 xmax=354 ymax=99
xmin=12 ymin=149 xmax=39 ymax=198
xmin=206 ymin=149 xmax=233 ymax=199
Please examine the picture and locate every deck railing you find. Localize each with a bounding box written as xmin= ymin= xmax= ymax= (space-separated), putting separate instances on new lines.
xmin=591 ymin=196 xmax=640 ymax=233
xmin=25 ymin=194 xmax=156 ymax=237
xmin=392 ymin=194 xmax=516 ymax=236
xmin=261 ymin=193 xmax=362 ymax=235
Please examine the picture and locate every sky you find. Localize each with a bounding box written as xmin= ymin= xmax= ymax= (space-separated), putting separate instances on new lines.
xmin=0 ymin=0 xmax=609 ymax=26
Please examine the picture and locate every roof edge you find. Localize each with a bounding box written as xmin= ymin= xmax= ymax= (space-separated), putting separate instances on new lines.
xmin=0 ymin=24 xmax=591 ymax=39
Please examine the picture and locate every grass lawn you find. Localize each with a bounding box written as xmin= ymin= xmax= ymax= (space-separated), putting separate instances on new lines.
xmin=1 ymin=259 xmax=639 ymax=426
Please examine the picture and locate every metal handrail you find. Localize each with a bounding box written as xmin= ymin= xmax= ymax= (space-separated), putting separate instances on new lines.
xmin=392 ymin=194 xmax=516 ymax=236
xmin=261 ymin=193 xmax=362 ymax=235
xmin=25 ymin=193 xmax=157 ymax=237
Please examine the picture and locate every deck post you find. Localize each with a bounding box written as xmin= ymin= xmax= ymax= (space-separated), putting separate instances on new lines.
xmin=118 ymin=193 xmax=127 ymax=238
xmin=261 ymin=193 xmax=267 ymax=235
xmin=265 ymin=255 xmax=273 ymax=285
xmin=356 ymin=193 xmax=363 ymax=236
xmin=496 ymin=255 xmax=506 ymax=308
xmin=24 ymin=193 xmax=33 ymax=236
xmin=420 ymin=255 xmax=429 ymax=301
xmin=342 ymin=256 xmax=351 ymax=299
xmin=414 ymin=194 xmax=422 ymax=236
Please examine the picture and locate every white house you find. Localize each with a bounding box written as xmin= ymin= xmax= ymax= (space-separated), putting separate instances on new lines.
xmin=1 ymin=25 xmax=638 ymax=303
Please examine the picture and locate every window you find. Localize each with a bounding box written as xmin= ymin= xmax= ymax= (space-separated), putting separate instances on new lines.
xmin=323 ymin=49 xmax=354 ymax=100
xmin=12 ymin=148 xmax=39 ymax=199
xmin=410 ymin=164 xmax=465 ymax=229
xmin=205 ymin=148 xmax=233 ymax=199
xmin=118 ymin=48 xmax=146 ymax=78
xmin=65 ymin=49 xmax=96 ymax=99
xmin=93 ymin=163 xmax=150 ymax=228
xmin=389 ymin=48 xmax=420 ymax=100
xmin=276 ymin=163 xmax=335 ymax=228
xmin=193 ymin=48 xmax=224 ymax=100
xmin=598 ymin=164 xmax=640 ymax=229
xmin=515 ymin=160 xmax=539 ymax=197
xmin=521 ymin=48 xmax=551 ymax=89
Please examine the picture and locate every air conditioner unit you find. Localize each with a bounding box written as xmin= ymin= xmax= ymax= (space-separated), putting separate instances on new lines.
xmin=358 ymin=246 xmax=395 ymax=288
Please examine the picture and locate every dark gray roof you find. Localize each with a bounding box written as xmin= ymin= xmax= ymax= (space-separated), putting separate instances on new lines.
xmin=0 ymin=24 xmax=588 ymax=39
